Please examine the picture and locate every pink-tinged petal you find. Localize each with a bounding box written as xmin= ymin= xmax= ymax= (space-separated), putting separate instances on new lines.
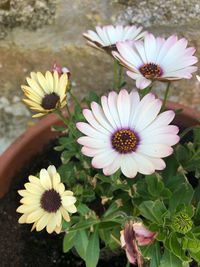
xmin=141 ymin=110 xmax=175 ymax=132
xmin=101 ymin=95 xmax=118 ymax=129
xmin=81 ymin=147 xmax=112 ymax=157
xmin=146 ymin=157 xmax=166 ymax=171
xmin=91 ymin=102 xmax=114 ymax=132
xmin=83 ymin=30 xmax=104 ymax=45
xmin=141 ymin=125 xmax=179 ymax=137
xmin=132 ymin=153 xmax=155 ymax=175
xmin=96 ymin=26 xmax=110 ymax=45
xmin=121 ymin=155 xmax=138 ymax=178
xmin=130 ymin=93 xmax=155 ymax=128
xmin=92 ymin=150 xmax=118 ymax=169
xmin=103 ymin=154 xmax=121 ymax=175
xmin=160 ymin=38 xmax=188 ymax=66
xmin=163 ymin=56 xmax=198 ymax=73
xmin=83 ymin=109 xmax=110 ymax=134
xmin=137 ymin=144 xmax=173 ymax=158
xmin=126 ymin=71 xmax=142 ymax=80
xmin=116 ymin=42 xmax=143 ymax=67
xmin=133 ymin=222 xmax=157 ymax=246
xmin=105 ymin=25 xmax=118 ymax=44
xmin=141 ymin=133 xmax=180 ymax=146
xmin=135 ymin=76 xmax=152 ymax=90
xmin=76 ymin=122 xmax=108 ymax=140
xmin=134 ymin=40 xmax=147 ymax=63
xmin=77 ymin=136 xmax=110 ymax=149
xmin=117 ymin=89 xmax=131 ymax=127
xmin=144 ymin=33 xmax=157 ymax=62
xmin=163 ymin=66 xmax=198 ymax=79
xmin=156 ymin=35 xmax=178 ymax=64
xmin=134 ymin=99 xmax=162 ymax=132
xmin=112 ymin=51 xmax=139 ymax=73
xmin=129 ymin=90 xmax=140 ymax=125
xmin=107 ymin=91 xmax=121 ymax=127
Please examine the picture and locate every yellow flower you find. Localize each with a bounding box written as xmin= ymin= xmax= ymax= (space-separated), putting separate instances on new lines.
xmin=22 ymin=71 xmax=68 ymax=117
xmin=17 ymin=165 xmax=77 ymax=234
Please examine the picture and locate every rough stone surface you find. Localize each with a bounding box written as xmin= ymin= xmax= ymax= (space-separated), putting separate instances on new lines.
xmin=0 ymin=0 xmax=200 ymax=153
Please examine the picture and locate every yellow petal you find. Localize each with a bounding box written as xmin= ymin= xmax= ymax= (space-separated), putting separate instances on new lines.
xmin=18 ymin=189 xmax=31 ymax=197
xmin=53 ymin=71 xmax=59 ymax=93
xmin=26 ymin=208 xmax=44 ymax=223
xmin=55 ymin=183 xmax=65 ymax=195
xmin=18 ymin=214 xmax=28 ymax=224
xmin=16 ymin=204 xmax=39 ymax=214
xmin=46 ymin=214 xmax=57 ymax=234
xmin=39 ymin=169 xmax=52 ymax=190
xmin=26 ymin=77 xmax=45 ymax=96
xmin=20 ymin=196 xmax=40 ymax=205
xmin=52 ymin=173 xmax=61 ymax=188
xmin=60 ymin=207 xmax=70 ymax=222
xmin=36 ymin=72 xmax=50 ymax=94
xmin=62 ymin=190 xmax=74 ymax=196
xmin=36 ymin=212 xmax=51 ymax=232
xmin=28 ymin=175 xmax=41 ymax=185
xmin=65 ymin=204 xmax=77 ymax=214
xmin=24 ymin=182 xmax=43 ymax=195
xmin=47 ymin=165 xmax=57 ymax=180
xmin=62 ymin=196 xmax=76 ymax=206
xmin=45 ymin=71 xmax=54 ymax=93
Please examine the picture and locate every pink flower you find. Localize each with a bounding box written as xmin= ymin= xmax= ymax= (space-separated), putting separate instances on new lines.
xmin=133 ymin=222 xmax=157 ymax=246
xmin=51 ymin=63 xmax=71 ymax=78
xmin=120 ymin=222 xmax=156 ymax=266
xmin=83 ymin=25 xmax=146 ymax=53
xmin=112 ymin=33 xmax=198 ymax=89
xmin=76 ymin=89 xmax=180 ymax=178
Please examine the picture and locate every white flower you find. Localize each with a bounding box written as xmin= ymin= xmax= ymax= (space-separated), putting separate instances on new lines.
xmin=83 ymin=25 xmax=146 ymax=52
xmin=76 ymin=89 xmax=180 ymax=178
xmin=17 ymin=165 xmax=77 ymax=234
xmin=112 ymin=33 xmax=198 ymax=89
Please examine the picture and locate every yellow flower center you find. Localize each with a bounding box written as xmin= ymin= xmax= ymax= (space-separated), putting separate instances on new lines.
xmin=139 ymin=63 xmax=162 ymax=78
xmin=111 ymin=129 xmax=138 ymax=154
xmin=41 ymin=93 xmax=60 ymax=110
xmin=40 ymin=189 xmax=61 ymax=213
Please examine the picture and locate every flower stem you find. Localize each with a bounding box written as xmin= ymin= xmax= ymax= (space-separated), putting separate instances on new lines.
xmin=161 ymin=82 xmax=171 ymax=111
xmin=110 ymin=234 xmax=121 ymax=246
xmin=125 ymin=261 xmax=130 ymax=267
xmin=113 ymin=59 xmax=123 ymax=90
xmin=54 ymin=109 xmax=69 ymax=125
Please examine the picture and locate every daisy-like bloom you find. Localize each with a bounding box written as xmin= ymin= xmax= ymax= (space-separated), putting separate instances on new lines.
xmin=76 ymin=89 xmax=180 ymax=178
xmin=112 ymin=33 xmax=198 ymax=89
xmin=17 ymin=165 xmax=77 ymax=234
xmin=120 ymin=222 xmax=156 ymax=266
xmin=22 ymin=70 xmax=68 ymax=117
xmin=83 ymin=25 xmax=146 ymax=53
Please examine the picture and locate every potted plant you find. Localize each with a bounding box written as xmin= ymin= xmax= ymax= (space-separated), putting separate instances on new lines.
xmin=1 ymin=25 xmax=200 ymax=267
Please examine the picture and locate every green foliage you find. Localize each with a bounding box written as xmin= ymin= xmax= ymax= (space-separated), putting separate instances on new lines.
xmin=54 ymin=93 xmax=200 ymax=267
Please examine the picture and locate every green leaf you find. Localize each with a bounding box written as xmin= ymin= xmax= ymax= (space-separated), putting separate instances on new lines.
xmin=182 ymin=237 xmax=200 ymax=253
xmin=85 ymin=229 xmax=100 ymax=267
xmin=159 ymin=249 xmax=184 ymax=267
xmin=74 ymin=230 xmax=89 ymax=260
xmin=169 ymin=182 xmax=194 ymax=213
xmin=77 ymin=203 xmax=92 ymax=216
xmin=141 ymin=241 xmax=161 ymax=267
xmin=145 ymin=174 xmax=164 ymax=197
xmin=139 ymin=200 xmax=168 ymax=224
xmin=169 ymin=232 xmax=189 ymax=262
xmin=68 ymin=219 xmax=99 ymax=233
xmin=63 ymin=231 xmax=76 ymax=253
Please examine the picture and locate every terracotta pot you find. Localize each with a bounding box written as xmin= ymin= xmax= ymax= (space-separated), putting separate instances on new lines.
xmin=0 ymin=102 xmax=200 ymax=199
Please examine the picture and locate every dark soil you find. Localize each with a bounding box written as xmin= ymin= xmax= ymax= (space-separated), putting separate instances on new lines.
xmin=0 ymin=140 xmax=131 ymax=267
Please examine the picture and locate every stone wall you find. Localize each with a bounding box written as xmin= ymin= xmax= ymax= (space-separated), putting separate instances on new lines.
xmin=0 ymin=0 xmax=200 ymax=153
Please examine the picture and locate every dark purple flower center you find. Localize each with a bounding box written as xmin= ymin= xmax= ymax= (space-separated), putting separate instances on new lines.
xmin=111 ymin=129 xmax=138 ymax=154
xmin=139 ymin=63 xmax=162 ymax=78
xmin=41 ymin=93 xmax=59 ymax=110
xmin=40 ymin=189 xmax=61 ymax=213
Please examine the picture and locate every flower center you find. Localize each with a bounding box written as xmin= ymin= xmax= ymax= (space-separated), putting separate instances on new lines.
xmin=111 ymin=129 xmax=138 ymax=154
xmin=40 ymin=189 xmax=61 ymax=213
xmin=139 ymin=63 xmax=162 ymax=78
xmin=41 ymin=93 xmax=59 ymax=110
